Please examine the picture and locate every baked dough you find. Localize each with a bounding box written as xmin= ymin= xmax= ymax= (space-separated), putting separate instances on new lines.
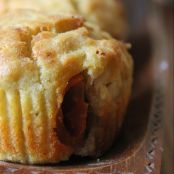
xmin=0 ymin=0 xmax=127 ymax=38
xmin=0 ymin=10 xmax=133 ymax=164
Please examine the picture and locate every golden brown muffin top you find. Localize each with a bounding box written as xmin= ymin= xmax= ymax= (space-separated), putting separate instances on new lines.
xmin=0 ymin=0 xmax=127 ymax=38
xmin=0 ymin=10 xmax=132 ymax=105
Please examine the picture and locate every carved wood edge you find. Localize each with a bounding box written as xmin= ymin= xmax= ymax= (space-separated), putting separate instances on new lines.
xmin=144 ymin=80 xmax=163 ymax=174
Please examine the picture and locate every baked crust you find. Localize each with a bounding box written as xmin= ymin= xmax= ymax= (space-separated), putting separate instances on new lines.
xmin=0 ymin=0 xmax=127 ymax=38
xmin=0 ymin=10 xmax=133 ymax=164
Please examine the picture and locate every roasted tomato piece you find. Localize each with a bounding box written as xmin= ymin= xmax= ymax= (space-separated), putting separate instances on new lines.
xmin=57 ymin=74 xmax=88 ymax=148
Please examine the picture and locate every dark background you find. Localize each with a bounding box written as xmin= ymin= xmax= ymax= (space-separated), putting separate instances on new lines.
xmin=123 ymin=0 xmax=174 ymax=173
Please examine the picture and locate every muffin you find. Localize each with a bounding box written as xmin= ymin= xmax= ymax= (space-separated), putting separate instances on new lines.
xmin=0 ymin=10 xmax=133 ymax=164
xmin=0 ymin=0 xmax=127 ymax=39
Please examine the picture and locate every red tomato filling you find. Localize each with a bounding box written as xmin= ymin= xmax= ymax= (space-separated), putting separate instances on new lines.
xmin=57 ymin=74 xmax=88 ymax=148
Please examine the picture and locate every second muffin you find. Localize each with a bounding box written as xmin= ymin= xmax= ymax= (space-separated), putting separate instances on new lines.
xmin=0 ymin=0 xmax=127 ymax=39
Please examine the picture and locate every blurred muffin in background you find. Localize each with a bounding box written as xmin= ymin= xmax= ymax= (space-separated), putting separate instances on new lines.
xmin=0 ymin=0 xmax=127 ymax=39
